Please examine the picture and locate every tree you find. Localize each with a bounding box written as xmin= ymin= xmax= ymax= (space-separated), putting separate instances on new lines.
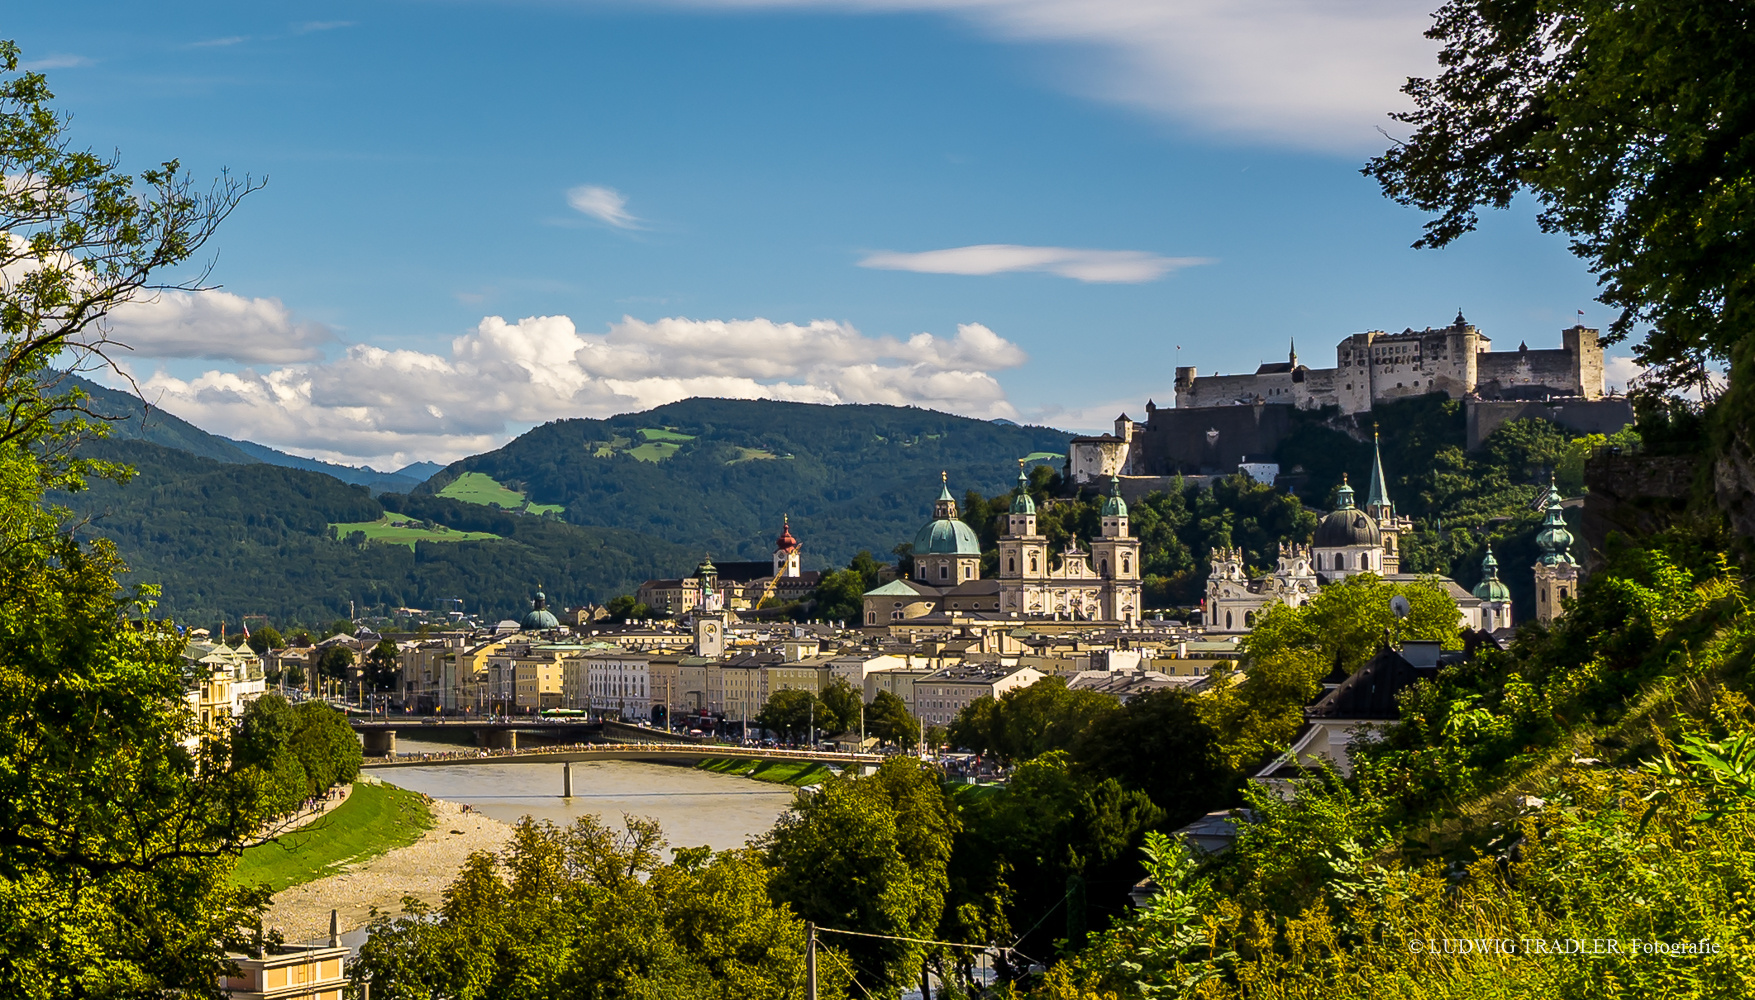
xmin=1362 ymin=0 xmax=1755 ymax=518
xmin=246 ymin=625 xmax=284 ymax=655
xmin=1072 ymin=688 xmax=1236 ymax=827
xmin=604 ymin=594 xmax=653 ymax=623
xmin=764 ymin=759 xmax=955 ymax=997
xmin=866 ymin=690 xmax=922 ymax=749
xmin=353 ymin=814 xmax=846 ymax=999
xmin=948 ymin=677 xmax=1120 ymax=764
xmin=1203 ymin=575 xmax=1460 ymax=771
xmin=811 ymin=549 xmax=888 ymax=624
xmin=755 ymin=687 xmax=820 ymax=742
xmin=818 ymin=677 xmax=863 ymax=736
xmin=0 ymin=40 xmax=273 ymax=997
xmin=365 ymin=638 xmax=400 ymax=694
xmin=316 ymin=644 xmax=356 ymax=682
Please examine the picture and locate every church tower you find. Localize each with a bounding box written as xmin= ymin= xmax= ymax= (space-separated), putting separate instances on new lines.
xmin=912 ymin=473 xmax=983 ymax=586
xmin=1472 ymin=546 xmax=1513 ymax=632
xmin=1364 ymin=428 xmax=1409 ymax=573
xmin=1533 ymin=478 xmax=1579 ymax=625
xmin=1089 ymin=476 xmax=1143 ymax=624
xmin=772 ymin=515 xmax=801 ymax=578
xmin=997 ymin=462 xmax=1050 ymax=615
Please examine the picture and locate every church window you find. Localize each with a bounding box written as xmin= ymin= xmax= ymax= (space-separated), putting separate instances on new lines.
xmin=1559 ymin=587 xmax=1569 ymax=601
xmin=1245 ymin=611 xmax=1255 ymax=627
xmin=1316 ymin=553 xmax=1323 ymax=570
xmin=1226 ymin=611 xmax=1233 ymax=630
xmin=1008 ymin=557 xmax=1015 ymax=573
xmin=965 ymin=566 xmax=973 ymax=579
xmin=939 ymin=565 xmax=949 ymax=581
xmin=1122 ymin=557 xmax=1131 ymax=574
xmin=891 ymin=611 xmax=903 ymax=620
xmin=1100 ymin=559 xmax=1109 ymax=576
xmin=1030 ymin=556 xmax=1038 ymax=572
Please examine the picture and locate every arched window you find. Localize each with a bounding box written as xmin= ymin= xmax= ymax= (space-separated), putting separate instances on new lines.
xmin=891 ymin=611 xmax=903 ymax=620
xmin=1100 ymin=559 xmax=1109 ymax=576
xmin=1122 ymin=557 xmax=1131 ymax=574
xmin=1008 ymin=557 xmax=1016 ymax=573
xmin=1226 ymin=610 xmax=1234 ymax=630
xmin=1029 ymin=556 xmax=1038 ymax=573
xmin=1559 ymin=587 xmax=1568 ymax=601
xmin=1245 ymin=611 xmax=1256 ymax=626
xmin=1315 ymin=553 xmax=1323 ymax=570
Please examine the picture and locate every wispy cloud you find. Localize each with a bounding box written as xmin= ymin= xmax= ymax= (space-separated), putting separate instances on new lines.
xmin=20 ymin=54 xmax=91 ymax=71
xmin=859 ymin=244 xmax=1210 ymax=284
xmin=565 ymin=185 xmax=643 ymax=229
xmin=655 ymin=0 xmax=1432 ymax=151
xmin=294 ymin=21 xmax=355 ymax=34
xmin=190 ymin=36 xmax=250 ymax=49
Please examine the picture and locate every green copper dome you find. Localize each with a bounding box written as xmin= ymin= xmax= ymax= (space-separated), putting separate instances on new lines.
xmin=915 ymin=475 xmax=981 ymax=555
xmin=1100 ymin=475 xmax=1127 ymax=518
xmin=914 ymin=517 xmax=982 ymax=555
xmin=1473 ymin=548 xmax=1511 ymax=602
xmin=1334 ymin=472 xmax=1356 ymax=510
xmin=521 ymin=591 xmax=560 ymax=630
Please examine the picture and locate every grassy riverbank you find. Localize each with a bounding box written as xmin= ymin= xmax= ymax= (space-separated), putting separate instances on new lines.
xmin=233 ymin=780 xmax=435 ymax=892
xmin=696 ymin=758 xmax=829 ymax=786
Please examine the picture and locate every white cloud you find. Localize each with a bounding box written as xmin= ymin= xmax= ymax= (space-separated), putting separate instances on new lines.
xmin=293 ymin=21 xmax=355 ymax=33
xmin=105 ymin=290 xmax=335 ymax=363
xmin=566 ymin=185 xmax=642 ymax=229
xmin=1604 ymin=355 xmax=1643 ymax=395
xmin=134 ymin=314 xmax=1026 ymax=468
xmin=20 ymin=54 xmax=91 ymax=71
xmin=655 ymin=0 xmax=1433 ymax=151
xmin=860 ymin=244 xmax=1209 ymax=283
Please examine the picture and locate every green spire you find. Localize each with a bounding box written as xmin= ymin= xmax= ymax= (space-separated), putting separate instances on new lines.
xmin=1010 ymin=459 xmax=1036 ymax=515
xmin=937 ymin=470 xmax=954 ymax=503
xmin=1101 ymin=475 xmax=1128 ymax=518
xmin=1335 ymin=472 xmax=1355 ymax=510
xmin=1536 ymin=484 xmax=1575 ymax=565
xmin=1473 ymin=546 xmax=1510 ymax=601
xmin=1366 ymin=426 xmax=1391 ymax=514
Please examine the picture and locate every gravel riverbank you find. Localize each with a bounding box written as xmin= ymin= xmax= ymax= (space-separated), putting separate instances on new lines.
xmin=263 ymin=796 xmax=514 ymax=942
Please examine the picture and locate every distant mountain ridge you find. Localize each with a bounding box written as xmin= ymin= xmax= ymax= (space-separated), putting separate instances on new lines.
xmin=422 ymin=398 xmax=1073 ymax=569
xmin=64 ymin=374 xmax=432 ymax=493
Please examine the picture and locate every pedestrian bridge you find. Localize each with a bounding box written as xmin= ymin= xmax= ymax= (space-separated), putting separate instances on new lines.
xmin=359 ymin=742 xmax=883 ymax=771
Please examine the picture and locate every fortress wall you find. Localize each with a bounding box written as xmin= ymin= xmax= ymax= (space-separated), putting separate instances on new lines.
xmin=1137 ymin=403 xmax=1296 ymax=474
xmin=1177 ymin=372 xmax=1290 ymax=408
xmin=1466 ymin=398 xmax=1636 ymax=449
xmin=1477 ymin=349 xmax=1584 ymax=395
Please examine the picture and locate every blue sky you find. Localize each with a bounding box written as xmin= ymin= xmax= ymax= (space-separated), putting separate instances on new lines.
xmin=12 ymin=1 xmax=1618 ymax=468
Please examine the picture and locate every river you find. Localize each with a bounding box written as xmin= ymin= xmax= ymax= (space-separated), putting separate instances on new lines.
xmin=376 ymin=736 xmax=800 ymax=852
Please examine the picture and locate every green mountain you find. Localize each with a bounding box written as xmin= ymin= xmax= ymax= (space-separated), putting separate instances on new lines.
xmin=420 ymin=398 xmax=1072 ymax=569
xmin=55 ymin=439 xmax=695 ymax=626
xmin=64 ymin=374 xmax=430 ymax=493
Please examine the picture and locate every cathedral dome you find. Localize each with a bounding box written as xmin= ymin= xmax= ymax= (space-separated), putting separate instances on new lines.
xmin=1313 ymin=508 xmax=1381 ymax=548
xmin=914 ymin=517 xmax=981 ymax=555
xmin=521 ymin=591 xmax=560 ymax=631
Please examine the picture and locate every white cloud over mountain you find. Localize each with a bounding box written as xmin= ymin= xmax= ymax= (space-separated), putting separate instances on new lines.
xmin=134 ymin=314 xmax=1027 ymax=468
xmin=666 ymin=0 xmax=1433 ymax=150
xmin=860 ymin=244 xmax=1209 ymax=283
xmin=106 ymin=290 xmax=336 ymax=363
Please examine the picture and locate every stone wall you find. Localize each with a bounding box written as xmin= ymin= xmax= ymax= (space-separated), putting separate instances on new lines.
xmin=1134 ymin=402 xmax=1297 ymax=475
xmin=1581 ymin=452 xmax=1701 ymax=571
xmin=1466 ymin=398 xmax=1635 ymax=449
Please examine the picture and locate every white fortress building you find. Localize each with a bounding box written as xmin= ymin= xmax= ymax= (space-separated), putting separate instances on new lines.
xmin=1173 ymin=313 xmax=1605 ymax=415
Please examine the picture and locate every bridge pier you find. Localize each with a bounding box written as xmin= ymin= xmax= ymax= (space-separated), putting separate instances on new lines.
xmin=563 ymin=762 xmax=573 ymax=798
xmin=361 ymin=729 xmax=396 ymax=757
xmin=475 ymin=728 xmax=517 ymax=751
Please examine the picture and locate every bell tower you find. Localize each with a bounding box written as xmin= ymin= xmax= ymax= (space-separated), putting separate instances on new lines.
xmin=1533 ymin=477 xmax=1579 ymax=625
xmin=1089 ymin=477 xmax=1142 ymax=624
xmin=772 ymin=515 xmax=801 ymax=578
xmin=997 ymin=461 xmax=1049 ymax=615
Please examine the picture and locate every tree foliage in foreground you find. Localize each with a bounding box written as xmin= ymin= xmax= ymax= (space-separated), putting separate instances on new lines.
xmin=0 ymin=39 xmax=280 ymax=999
xmin=353 ymin=813 xmax=848 ymax=1000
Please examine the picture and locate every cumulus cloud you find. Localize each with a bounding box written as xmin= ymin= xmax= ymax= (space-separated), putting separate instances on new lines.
xmin=657 ymin=0 xmax=1433 ymax=151
xmin=105 ymin=290 xmax=335 ymax=363
xmin=566 ymin=185 xmax=642 ymax=229
xmin=860 ymin=244 xmax=1209 ymax=283
xmin=135 ymin=314 xmax=1026 ymax=468
xmin=1604 ymin=355 xmax=1643 ymax=395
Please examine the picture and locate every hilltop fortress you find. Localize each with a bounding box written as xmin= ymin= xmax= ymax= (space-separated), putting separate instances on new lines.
xmin=1068 ymin=314 xmax=1631 ymax=484
xmin=1173 ymin=312 xmax=1602 ymax=414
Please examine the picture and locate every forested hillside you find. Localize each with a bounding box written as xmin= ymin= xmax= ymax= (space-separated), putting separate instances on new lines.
xmin=55 ymin=440 xmax=694 ymax=626
xmin=423 ymin=398 xmax=1071 ymax=568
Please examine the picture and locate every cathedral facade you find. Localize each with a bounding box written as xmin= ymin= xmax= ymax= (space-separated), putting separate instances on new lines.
xmin=863 ymin=469 xmax=1143 ymax=627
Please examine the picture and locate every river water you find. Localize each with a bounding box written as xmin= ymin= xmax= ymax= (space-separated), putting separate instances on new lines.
xmin=376 ymin=736 xmax=800 ymax=852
